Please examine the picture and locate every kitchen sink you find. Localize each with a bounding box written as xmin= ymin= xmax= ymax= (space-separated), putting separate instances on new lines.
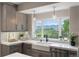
xmin=32 ymin=44 xmax=50 ymax=51
xmin=32 ymin=41 xmax=51 ymax=51
xmin=37 ymin=41 xmax=53 ymax=45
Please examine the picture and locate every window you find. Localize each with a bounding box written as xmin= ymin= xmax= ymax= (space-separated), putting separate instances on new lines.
xmin=35 ymin=20 xmax=42 ymax=38
xmin=43 ymin=19 xmax=59 ymax=38
xmin=34 ymin=17 xmax=69 ymax=41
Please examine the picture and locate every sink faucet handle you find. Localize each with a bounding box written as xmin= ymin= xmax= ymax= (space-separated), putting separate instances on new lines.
xmin=40 ymin=39 xmax=42 ymax=42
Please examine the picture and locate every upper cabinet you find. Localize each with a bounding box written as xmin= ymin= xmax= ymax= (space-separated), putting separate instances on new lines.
xmin=1 ymin=4 xmax=16 ymax=32
xmin=1 ymin=4 xmax=28 ymax=32
xmin=16 ymin=13 xmax=28 ymax=31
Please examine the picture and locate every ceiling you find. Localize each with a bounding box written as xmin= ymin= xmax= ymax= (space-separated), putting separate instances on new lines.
xmin=11 ymin=2 xmax=24 ymax=5
xmin=19 ymin=2 xmax=79 ymax=14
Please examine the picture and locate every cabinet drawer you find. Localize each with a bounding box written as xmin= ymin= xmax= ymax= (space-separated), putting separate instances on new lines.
xmin=32 ymin=49 xmax=40 ymax=57
xmin=22 ymin=43 xmax=32 ymax=55
xmin=50 ymin=48 xmax=69 ymax=57
xmin=39 ymin=52 xmax=51 ymax=57
xmin=24 ymin=49 xmax=32 ymax=56
xmin=23 ymin=43 xmax=32 ymax=49
xmin=32 ymin=49 xmax=51 ymax=57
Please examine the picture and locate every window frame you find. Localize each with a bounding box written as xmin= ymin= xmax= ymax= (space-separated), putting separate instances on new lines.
xmin=32 ymin=17 xmax=70 ymax=42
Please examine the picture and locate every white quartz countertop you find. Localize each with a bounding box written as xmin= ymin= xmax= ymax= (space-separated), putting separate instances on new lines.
xmin=1 ymin=40 xmax=78 ymax=51
xmin=4 ymin=52 xmax=32 ymax=57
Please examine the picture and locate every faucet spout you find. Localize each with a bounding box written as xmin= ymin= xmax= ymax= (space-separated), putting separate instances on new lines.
xmin=44 ymin=35 xmax=48 ymax=42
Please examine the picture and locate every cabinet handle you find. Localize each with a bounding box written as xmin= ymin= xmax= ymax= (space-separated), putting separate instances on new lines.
xmin=16 ymin=24 xmax=17 ymax=30
xmin=21 ymin=25 xmax=24 ymax=30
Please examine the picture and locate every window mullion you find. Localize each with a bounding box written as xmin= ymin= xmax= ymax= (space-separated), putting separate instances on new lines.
xmin=41 ymin=20 xmax=44 ymax=38
xmin=58 ymin=19 xmax=62 ymax=37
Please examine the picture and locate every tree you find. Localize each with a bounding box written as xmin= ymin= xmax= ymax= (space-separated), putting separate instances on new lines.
xmin=63 ymin=19 xmax=69 ymax=37
xmin=63 ymin=19 xmax=69 ymax=32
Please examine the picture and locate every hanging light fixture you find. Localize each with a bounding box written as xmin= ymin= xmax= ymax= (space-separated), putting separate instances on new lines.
xmin=33 ymin=10 xmax=36 ymax=21
xmin=52 ymin=6 xmax=57 ymax=19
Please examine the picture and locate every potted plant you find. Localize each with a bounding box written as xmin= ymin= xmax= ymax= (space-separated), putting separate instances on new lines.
xmin=19 ymin=32 xmax=25 ymax=40
xmin=70 ymin=33 xmax=78 ymax=46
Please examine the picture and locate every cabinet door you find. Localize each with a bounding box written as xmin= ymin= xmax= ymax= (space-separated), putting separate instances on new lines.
xmin=0 ymin=44 xmax=1 ymax=57
xmin=50 ymin=47 xmax=69 ymax=57
xmin=9 ymin=44 xmax=22 ymax=53
xmin=32 ymin=49 xmax=40 ymax=57
xmin=22 ymin=43 xmax=32 ymax=55
xmin=32 ymin=49 xmax=51 ymax=57
xmin=39 ymin=51 xmax=51 ymax=57
xmin=1 ymin=44 xmax=10 ymax=56
xmin=16 ymin=13 xmax=28 ymax=31
xmin=2 ymin=4 xmax=16 ymax=32
xmin=69 ymin=51 xmax=77 ymax=57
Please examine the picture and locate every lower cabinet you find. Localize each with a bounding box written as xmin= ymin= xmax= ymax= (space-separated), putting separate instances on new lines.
xmin=22 ymin=43 xmax=32 ymax=56
xmin=1 ymin=43 xmax=22 ymax=56
xmin=0 ymin=44 xmax=1 ymax=57
xmin=32 ymin=49 xmax=51 ymax=57
xmin=68 ymin=51 xmax=77 ymax=57
xmin=0 ymin=43 xmax=78 ymax=57
xmin=1 ymin=44 xmax=10 ymax=56
xmin=50 ymin=47 xmax=77 ymax=57
xmin=9 ymin=43 xmax=22 ymax=54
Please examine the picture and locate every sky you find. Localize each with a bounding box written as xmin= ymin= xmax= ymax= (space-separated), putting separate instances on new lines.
xmin=35 ymin=18 xmax=64 ymax=26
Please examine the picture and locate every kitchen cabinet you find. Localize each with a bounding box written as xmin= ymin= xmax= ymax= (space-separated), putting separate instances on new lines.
xmin=16 ymin=13 xmax=28 ymax=31
xmin=32 ymin=49 xmax=51 ymax=57
xmin=22 ymin=43 xmax=32 ymax=56
xmin=1 ymin=4 xmax=16 ymax=32
xmin=68 ymin=50 xmax=77 ymax=57
xmin=1 ymin=4 xmax=28 ymax=32
xmin=1 ymin=43 xmax=22 ymax=56
xmin=0 ymin=44 xmax=1 ymax=57
xmin=50 ymin=47 xmax=77 ymax=57
xmin=9 ymin=43 xmax=22 ymax=53
xmin=1 ymin=44 xmax=10 ymax=56
xmin=38 ymin=51 xmax=51 ymax=57
xmin=0 ymin=4 xmax=2 ymax=57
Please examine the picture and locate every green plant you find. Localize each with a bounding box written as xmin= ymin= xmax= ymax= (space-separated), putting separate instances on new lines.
xmin=19 ymin=32 xmax=25 ymax=38
xmin=19 ymin=34 xmax=24 ymax=37
xmin=69 ymin=33 xmax=78 ymax=41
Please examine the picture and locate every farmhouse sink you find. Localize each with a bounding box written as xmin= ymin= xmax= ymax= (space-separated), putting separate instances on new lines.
xmin=32 ymin=41 xmax=51 ymax=51
xmin=37 ymin=41 xmax=53 ymax=44
xmin=32 ymin=44 xmax=50 ymax=51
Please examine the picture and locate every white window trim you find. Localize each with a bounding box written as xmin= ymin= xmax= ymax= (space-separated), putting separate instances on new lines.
xmin=32 ymin=17 xmax=69 ymax=43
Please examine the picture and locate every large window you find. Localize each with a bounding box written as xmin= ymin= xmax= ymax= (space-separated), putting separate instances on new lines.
xmin=34 ymin=18 xmax=69 ymax=40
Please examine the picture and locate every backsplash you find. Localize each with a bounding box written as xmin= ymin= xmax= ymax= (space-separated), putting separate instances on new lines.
xmin=1 ymin=32 xmax=31 ymax=42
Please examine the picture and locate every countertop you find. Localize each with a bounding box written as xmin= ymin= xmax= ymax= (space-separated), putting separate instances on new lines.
xmin=4 ymin=52 xmax=32 ymax=57
xmin=1 ymin=40 xmax=78 ymax=51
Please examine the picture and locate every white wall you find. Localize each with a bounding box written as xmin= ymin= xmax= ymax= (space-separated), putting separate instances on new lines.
xmin=69 ymin=6 xmax=79 ymax=48
xmin=70 ymin=6 xmax=79 ymax=34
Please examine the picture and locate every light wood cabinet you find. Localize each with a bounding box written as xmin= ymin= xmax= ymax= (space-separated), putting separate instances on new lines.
xmin=0 ymin=44 xmax=1 ymax=57
xmin=1 ymin=4 xmax=16 ymax=32
xmin=22 ymin=43 xmax=32 ymax=56
xmin=50 ymin=47 xmax=77 ymax=57
xmin=1 ymin=43 xmax=22 ymax=56
xmin=0 ymin=4 xmax=2 ymax=57
xmin=9 ymin=43 xmax=22 ymax=54
xmin=1 ymin=44 xmax=10 ymax=56
xmin=32 ymin=49 xmax=51 ymax=57
xmin=1 ymin=4 xmax=28 ymax=32
xmin=68 ymin=50 xmax=77 ymax=57
xmin=16 ymin=13 xmax=28 ymax=31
